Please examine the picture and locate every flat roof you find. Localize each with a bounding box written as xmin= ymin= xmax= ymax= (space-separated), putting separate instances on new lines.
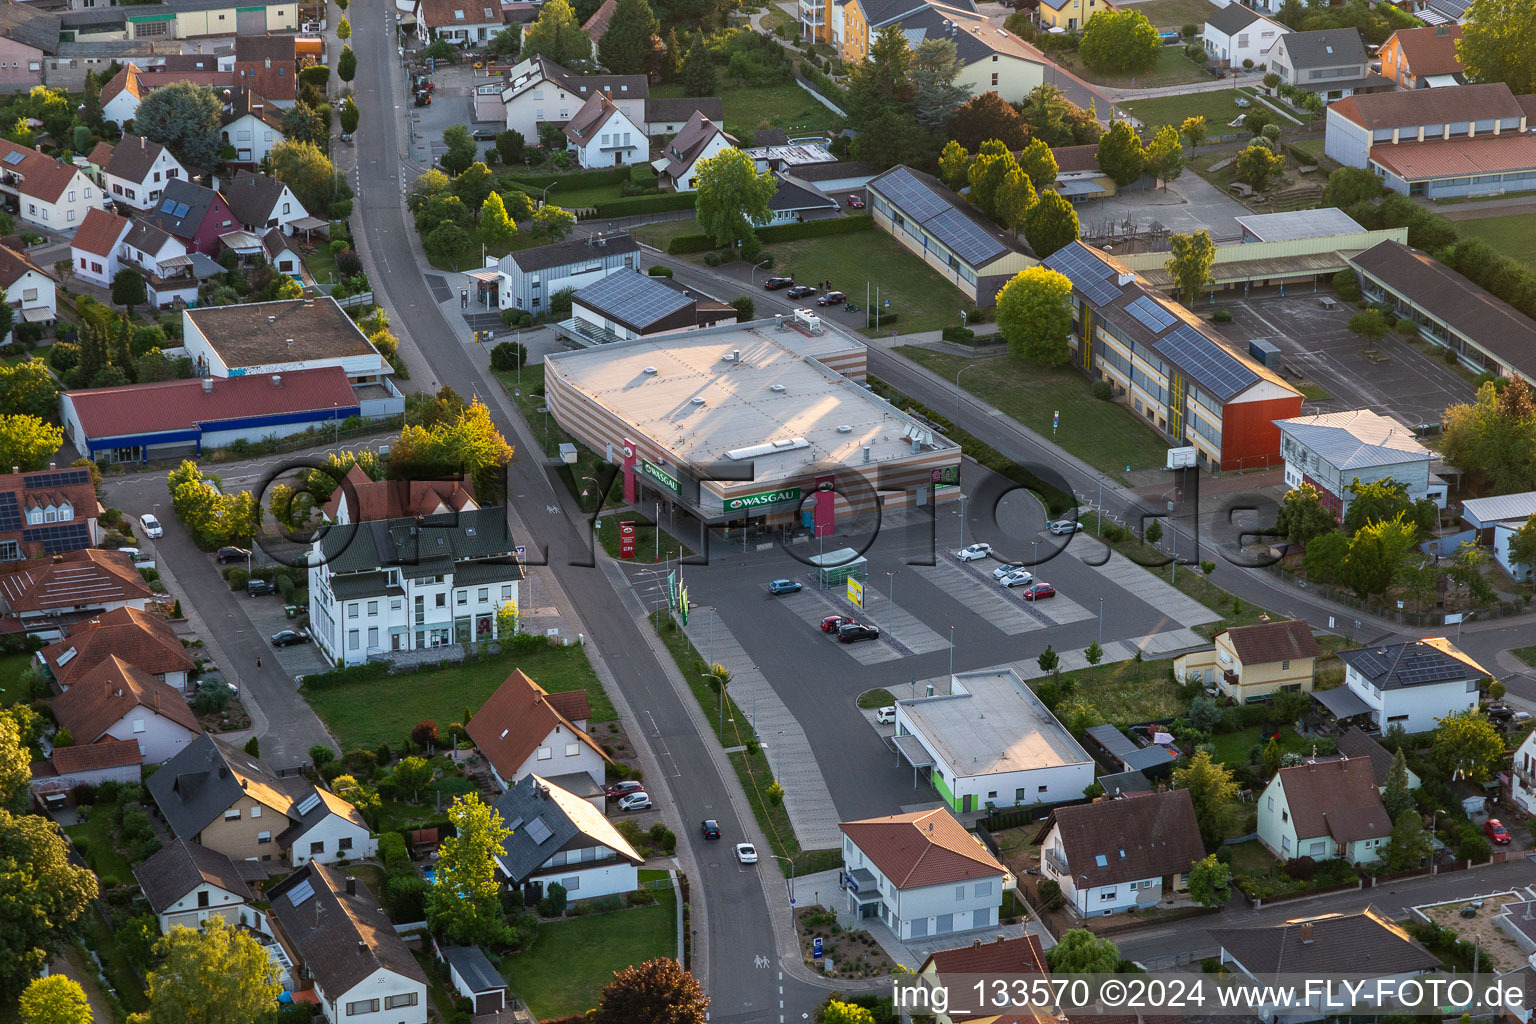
xmin=544 ymin=321 xmax=957 ymax=482
xmin=897 ymin=669 xmax=1091 ymax=777
xmin=1462 ymin=490 xmax=1536 ymax=526
xmin=1236 ymin=207 xmax=1365 ymax=242
xmin=184 ymin=297 xmax=378 ymax=369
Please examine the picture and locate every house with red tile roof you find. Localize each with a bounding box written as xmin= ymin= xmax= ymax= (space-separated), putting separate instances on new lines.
xmin=0 ymin=138 xmax=100 ymax=231
xmin=413 ymin=0 xmax=503 ymax=45
xmin=0 ymin=466 xmax=103 ymax=568
xmin=465 ymin=669 xmax=609 ymax=801
xmin=0 ymin=549 xmax=152 ymax=638
xmin=38 ymin=606 xmax=196 ymax=694
xmin=1379 ymin=24 xmax=1464 ymax=91
xmin=583 ymin=0 xmax=616 ymax=58
xmin=839 ymin=807 xmax=1009 ymax=941
xmin=320 ymin=464 xmax=478 ymax=525
xmin=234 ymin=35 xmax=297 ymax=105
xmin=564 ymin=91 xmax=648 ymax=168
xmin=0 ymin=243 xmax=55 ymax=331
xmin=51 ymin=654 xmax=203 ymax=763
xmin=918 ymin=933 xmax=1049 ymax=1017
xmin=102 ymin=64 xmax=242 ymax=127
xmin=30 ymin=737 xmax=144 ymax=804
xmin=69 ymin=206 xmax=133 ymax=288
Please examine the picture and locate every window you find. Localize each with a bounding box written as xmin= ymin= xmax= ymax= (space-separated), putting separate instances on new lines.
xmin=565 ymin=742 xmax=579 ymax=756
xmin=1038 ymin=785 xmax=1047 ymax=794
xmin=991 ymin=72 xmax=999 ymax=86
xmin=22 ymin=288 xmax=36 ymax=302
xmin=348 ymin=603 xmax=359 ymax=618
xmin=257 ymin=831 xmax=271 ymax=844
xmin=251 ymin=806 xmax=261 ymax=818
xmin=385 ymin=994 xmax=418 ymax=1009
xmin=502 ymin=585 xmax=512 ymax=600
xmin=348 ymin=629 xmax=360 ymax=650
xmin=224 ymin=809 xmax=241 ymax=821
xmin=132 ymin=718 xmax=145 ymax=733
xmin=339 ymin=837 xmax=353 ymax=851
xmin=478 ymin=587 xmax=488 ymax=603
xmin=457 ymin=591 xmax=468 ymax=605
xmin=436 ymin=593 xmax=446 ymax=607
xmin=368 ymin=627 xmax=378 ymax=648
xmin=975 ymin=881 xmax=992 ymax=898
xmin=537 ymin=746 xmax=552 ymax=760
xmin=1281 ymin=660 xmax=1290 ymax=670
xmin=954 ymin=885 xmax=965 ymax=901
xmin=1267 ymin=796 xmax=1274 ymax=811
xmin=346 ymin=1000 xmax=379 ymax=1015
xmin=311 ymin=841 xmax=324 ymax=854
xmin=367 ymin=600 xmax=378 ymax=616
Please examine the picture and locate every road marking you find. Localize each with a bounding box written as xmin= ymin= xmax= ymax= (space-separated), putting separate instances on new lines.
xmin=754 ymin=954 xmax=770 ymax=968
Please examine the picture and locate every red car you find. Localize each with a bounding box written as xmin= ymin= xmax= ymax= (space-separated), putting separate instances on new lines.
xmin=821 ymin=614 xmax=850 ymax=633
xmin=1486 ymin=818 xmax=1512 ymax=845
xmin=605 ymin=780 xmax=644 ymax=800
xmin=1019 ymin=582 xmax=1056 ymax=601
xmin=846 ymin=194 xmax=865 ymax=209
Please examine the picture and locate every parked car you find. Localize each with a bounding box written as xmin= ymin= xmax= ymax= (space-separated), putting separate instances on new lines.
xmin=955 ymin=543 xmax=992 ymax=562
xmin=876 ymin=706 xmax=896 ymax=724
xmin=768 ymin=578 xmax=803 ymax=595
xmin=1000 ymin=569 xmax=1036 ymax=588
xmin=837 ymin=622 xmax=880 ymax=643
xmin=247 ymin=578 xmax=277 ymax=597
xmin=216 ymin=546 xmax=250 ymax=564
xmin=605 ymin=780 xmax=644 ymax=799
xmin=846 ymin=194 xmax=865 ymax=209
xmin=1486 ymin=703 xmax=1515 ymax=723
xmin=701 ymin=819 xmax=721 ymax=840
xmin=820 ymin=614 xmax=850 ymax=633
xmin=763 ymin=276 xmax=795 ymax=290
xmin=735 ymin=842 xmax=759 ymax=864
xmin=1487 ymin=818 xmax=1512 ymax=845
xmin=1019 ymin=582 xmax=1056 ymax=601
xmin=139 ymin=513 xmax=163 ymax=538
xmin=817 ymin=291 xmax=847 ymax=307
xmin=992 ymin=563 xmax=1024 ymax=580
xmin=270 ymin=629 xmax=310 ymax=647
xmin=618 ymin=793 xmax=653 ymax=812
xmin=786 ymin=284 xmax=817 ymax=299
xmin=1049 ymin=519 xmax=1083 ymax=535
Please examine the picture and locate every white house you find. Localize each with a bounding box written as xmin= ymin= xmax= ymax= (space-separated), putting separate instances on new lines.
xmin=491 ymin=775 xmax=643 ymax=901
xmin=0 ymin=138 xmax=101 ymax=230
xmin=892 ymin=668 xmax=1096 ymax=815
xmin=466 ymin=669 xmax=609 ymax=800
xmin=1462 ymin=492 xmax=1536 ymax=583
xmin=490 ymin=232 xmax=640 ymax=313
xmin=220 ymin=90 xmax=287 ymax=166
xmin=99 ymin=134 xmax=187 ymax=212
xmin=1336 ymin=637 xmax=1486 ymax=735
xmin=223 ymin=171 xmax=308 ymax=236
xmin=307 ymin=507 xmax=521 ymax=667
xmin=839 ymin=807 xmax=1008 ymax=941
xmin=70 ymin=206 xmax=132 ymax=288
xmin=118 ymin=220 xmax=197 ymax=309
xmin=270 ymin=864 xmax=429 ymax=1024
xmin=1039 ymin=789 xmax=1205 ymax=919
xmin=0 ymin=243 xmax=56 ymax=330
xmin=1203 ymin=3 xmax=1288 ymax=68
xmin=563 ymin=91 xmax=647 ymax=168
xmin=499 ymin=56 xmax=648 ymax=145
xmin=1257 ymin=757 xmax=1391 ymax=865
xmin=49 ymin=654 xmax=203 ymax=764
xmin=657 ymin=110 xmax=736 ymax=191
xmin=1275 ymin=409 xmax=1444 ymax=520
xmin=30 ymin=739 xmax=143 ymax=805
xmin=134 ymin=839 xmax=255 ymax=933
xmin=282 ymin=789 xmax=378 ymax=867
xmin=100 ymin=64 xmax=145 ymax=127
xmin=1507 ymin=729 xmax=1536 ymax=817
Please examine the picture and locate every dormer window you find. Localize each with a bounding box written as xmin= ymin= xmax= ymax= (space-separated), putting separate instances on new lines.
xmin=44 ymin=507 xmax=56 ymax=523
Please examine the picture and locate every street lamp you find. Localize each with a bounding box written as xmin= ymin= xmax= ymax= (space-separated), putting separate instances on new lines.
xmin=539 ymin=181 xmax=559 ymax=207
xmin=578 ymin=475 xmax=599 ymax=498
xmin=1098 ymin=596 xmax=1104 ymax=646
xmin=885 ymin=570 xmax=900 ymax=643
xmin=948 ymin=625 xmax=955 ymax=681
xmin=705 ymin=669 xmax=727 ymax=739
xmin=769 ymin=854 xmax=797 ymax=902
xmin=750 ymin=257 xmax=772 ymax=286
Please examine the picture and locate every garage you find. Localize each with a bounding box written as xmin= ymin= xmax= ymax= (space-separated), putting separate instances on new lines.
xmin=442 ymin=946 xmax=507 ymax=1015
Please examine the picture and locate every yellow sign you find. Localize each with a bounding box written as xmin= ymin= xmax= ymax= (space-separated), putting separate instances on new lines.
xmin=847 ymin=577 xmax=864 ymax=608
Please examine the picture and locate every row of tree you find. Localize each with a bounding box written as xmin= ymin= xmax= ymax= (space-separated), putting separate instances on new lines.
xmin=165 ymin=461 xmax=260 ymax=550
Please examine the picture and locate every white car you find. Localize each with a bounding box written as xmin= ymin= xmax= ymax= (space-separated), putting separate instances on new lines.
xmin=1049 ymin=519 xmax=1083 ymax=535
xmin=735 ymin=843 xmax=759 ymax=864
xmin=955 ymin=543 xmax=992 ymax=562
xmin=876 ymin=706 xmax=896 ymax=724
xmin=139 ymin=513 xmax=163 ymax=538
xmin=1000 ymin=569 xmax=1036 ymax=588
xmin=617 ymin=792 xmax=653 ymax=812
xmin=992 ymin=563 xmax=1024 ymax=580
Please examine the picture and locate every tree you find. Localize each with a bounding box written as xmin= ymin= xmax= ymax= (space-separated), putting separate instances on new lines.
xmin=0 ymin=809 xmax=97 ymax=997
xmin=111 ymin=267 xmax=147 ymax=316
xmin=1323 ymin=165 xmax=1382 ymax=208
xmin=680 ymin=35 xmax=716 ymax=96
xmin=411 ymin=168 xmax=451 ymax=207
xmin=994 ymin=167 xmax=1038 ymax=232
xmin=1302 ymin=527 xmax=1349 ymax=584
xmin=393 ymin=756 xmax=434 ymax=803
xmin=996 ymin=266 xmax=1073 ymax=365
xmin=1096 ymin=121 xmax=1145 ymax=187
xmin=496 ymin=129 xmax=525 ymax=166
xmin=338 ymin=97 xmax=359 ymax=135
xmin=1079 ymin=9 xmax=1161 ymax=73
xmin=1342 ymin=515 xmax=1417 ymax=598
xmin=695 ymin=147 xmax=777 ymax=248
xmin=337 ymin=45 xmax=357 ymax=83
xmin=524 ymin=0 xmax=594 ymax=67
xmin=1022 ymin=189 xmax=1079 ymax=258
xmin=1448 ymin=538 xmax=1497 ymax=603
xmin=270 ymin=140 xmax=336 ymax=214
xmin=1164 ymin=230 xmax=1215 ymax=307
xmin=441 ymin=124 xmax=478 ymax=176
xmin=479 ymin=192 xmax=517 ymax=251
xmin=593 ymin=958 xmax=708 ymax=1024
xmin=1383 ymin=809 xmax=1433 ymax=871
xmin=0 ymin=359 xmax=62 ymax=422
xmin=846 ymin=26 xmax=914 ymax=126
xmin=1084 ymin=639 xmax=1103 ymax=665
xmin=81 ymin=71 xmax=104 ymax=132
xmin=140 ymin=918 xmax=279 ymax=1024
xmin=599 ymin=0 xmax=660 ymax=74
xmin=0 ymin=715 xmax=29 ymax=813
xmin=279 ymin=102 xmax=326 ymax=148
xmin=132 ymin=82 xmax=222 ymax=168
xmin=850 ymin=109 xmax=935 ymax=170
xmin=0 ymin=300 xmax=12 ymax=348
xmin=1342 ymin=478 xmax=1416 ymax=534
xmin=729 ymin=296 xmax=754 ymax=320
xmin=1262 ymin=735 xmax=1283 ymax=776
xmin=451 ymin=162 xmax=495 ymax=211
xmin=1348 ymin=307 xmax=1389 ymax=340
xmin=947 ymin=91 xmax=1029 ymax=151
xmin=1046 ymin=930 xmax=1121 ymax=974
xmin=389 ymin=397 xmax=514 ymax=498
xmin=1037 ymin=643 xmax=1059 ymax=675
xmin=821 ymin=1001 xmax=876 ymax=1024
xmin=1017 ymin=137 xmax=1058 ymax=191
xmin=1457 ymin=0 xmax=1536 ymax=94
xmin=1441 ymin=377 xmax=1536 ymax=492
xmin=423 ymin=221 xmax=471 ymax=267
xmin=1174 ymin=749 xmax=1239 ymax=848
xmin=530 ymin=204 xmax=576 ymax=242
xmin=1144 ymin=124 xmax=1184 ymax=186
xmin=488 ymin=26 xmax=521 ymax=57
xmin=335 ymin=15 xmax=350 ymax=38
xmin=910 ymin=38 xmax=971 ymax=131
xmin=427 ymin=795 xmax=514 ymax=945
xmin=1395 ymin=555 xmax=1440 ymax=613
xmin=497 ymin=598 xmax=520 ymax=638
xmin=1431 ymin=708 xmax=1504 ymax=783
xmin=967 ymin=141 xmax=1018 ymax=221
xmin=18 ymin=976 xmax=92 ymax=1024
xmin=1180 ymin=115 xmax=1208 ymax=148
xmin=0 ymin=415 xmax=64 ymax=475
xmin=1383 ymin=747 xmax=1414 ymax=820
xmin=1509 ymin=514 xmax=1536 ymax=574
xmin=1020 ymin=83 xmax=1102 ymax=148
xmin=1235 ymin=141 xmax=1287 ymax=191
xmin=1276 ymin=483 xmax=1338 ymax=547
xmin=1187 ymin=854 xmax=1232 ymax=907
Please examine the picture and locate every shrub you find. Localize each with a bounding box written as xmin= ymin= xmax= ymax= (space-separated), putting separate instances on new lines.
xmin=941 ymin=325 xmax=975 ymax=343
xmin=1181 ymin=21 xmax=1197 ymax=35
xmin=1441 ymin=345 xmax=1459 ymax=365
xmin=411 ymin=720 xmax=440 ymax=749
xmin=193 ymin=679 xmax=232 ymax=713
xmin=647 ymin=266 xmax=674 ymax=277
xmin=539 ymin=881 xmax=569 ymax=917
xmin=703 ymin=251 xmax=721 ymax=267
xmin=1395 ymin=317 xmax=1418 ymax=337
xmin=1212 ymin=309 xmax=1233 ymax=323
xmin=1091 ymin=379 xmax=1113 ymax=400
xmin=384 ymin=874 xmax=430 ymax=922
xmin=378 ymin=832 xmax=408 ymax=866
xmin=591 ymin=192 xmax=695 ymax=218
xmin=227 ymin=568 xmax=250 ymax=591
xmin=1283 ymin=856 xmax=1318 ymax=880
xmin=490 ymin=340 xmax=527 ymax=371
xmin=1333 ymin=269 xmax=1361 ymax=302
xmin=1036 ymin=878 xmax=1065 ymax=911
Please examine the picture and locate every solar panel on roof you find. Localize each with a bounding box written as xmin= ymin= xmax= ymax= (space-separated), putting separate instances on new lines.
xmin=173 ymin=203 xmax=190 ymax=219
xmin=525 ymin=816 xmax=553 ymax=844
xmin=876 ymin=167 xmax=950 ymax=222
xmin=1045 ymin=244 xmax=1123 ymax=306
xmin=2 ymin=152 xmax=23 ymax=165
xmin=23 ymin=469 xmax=90 ymax=489
xmin=927 ymin=207 xmax=1006 ymax=266
xmin=23 ymin=523 xmax=90 ymax=554
xmin=0 ymin=494 xmax=19 ymax=533
xmin=160 ymin=198 xmax=176 ymax=212
xmin=575 ymin=271 xmax=691 ymax=330
xmin=1153 ymin=324 xmax=1258 ymax=401
xmin=1126 ymin=295 xmax=1176 ymax=333
xmin=287 ymin=879 xmax=315 ymax=906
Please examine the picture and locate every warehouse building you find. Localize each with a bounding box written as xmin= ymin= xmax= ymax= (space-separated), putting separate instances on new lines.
xmin=542 ymin=316 xmax=961 ymax=535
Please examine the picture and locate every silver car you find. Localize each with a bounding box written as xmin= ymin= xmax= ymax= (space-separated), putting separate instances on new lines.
xmin=1048 ymin=519 xmax=1083 ymax=535
xmin=992 ymin=563 xmax=1024 ymax=579
xmin=1000 ymin=569 xmax=1036 ymax=588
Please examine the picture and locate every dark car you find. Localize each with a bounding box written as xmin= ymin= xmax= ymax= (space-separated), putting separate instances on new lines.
xmin=247 ymin=578 xmax=277 ymax=596
xmin=821 ymin=614 xmax=850 ymax=633
xmin=216 ymin=546 xmax=250 ymax=564
xmin=605 ymin=780 xmax=644 ymax=799
xmin=763 ymin=276 xmax=795 ymax=290
xmin=1487 ymin=818 xmax=1512 ymax=845
xmin=270 ymin=629 xmax=310 ymax=647
xmin=786 ymin=284 xmax=817 ymax=299
xmin=837 ymin=622 xmax=880 ymax=643
xmin=701 ymin=819 xmax=721 ymax=840
xmin=846 ymin=194 xmax=865 ymax=209
xmin=817 ymin=291 xmax=847 ymax=306
xmin=768 ymin=578 xmax=803 ymax=595
xmin=1487 ymin=703 xmax=1515 ymax=723
xmin=471 ymin=128 xmax=497 ymax=140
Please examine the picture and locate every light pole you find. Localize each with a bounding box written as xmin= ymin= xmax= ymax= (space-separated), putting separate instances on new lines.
xmin=885 ymin=570 xmax=900 ymax=643
xmin=750 ymin=257 xmax=772 ymax=286
xmin=1030 ymin=539 xmax=1038 ymax=568
xmin=956 ymin=363 xmax=978 ymax=423
xmin=578 ymin=475 xmax=599 ymax=497
xmin=706 ymin=669 xmax=727 ymax=738
xmin=539 ymin=181 xmax=559 ymax=207
xmin=948 ymin=625 xmax=955 ymax=681
xmin=1098 ymin=596 xmax=1104 ymax=646
xmin=537 ymin=406 xmax=549 ymax=455
xmin=770 ymin=854 xmax=796 ymax=902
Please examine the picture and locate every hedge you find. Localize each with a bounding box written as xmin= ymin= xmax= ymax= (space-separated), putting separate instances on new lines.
xmin=666 ymin=214 xmax=874 ymax=254
xmin=667 ymin=233 xmax=719 ymax=255
xmin=299 ymin=661 xmax=391 ymax=691
xmin=591 ymin=192 xmax=696 ymax=218
xmin=501 ymin=166 xmax=631 ymax=190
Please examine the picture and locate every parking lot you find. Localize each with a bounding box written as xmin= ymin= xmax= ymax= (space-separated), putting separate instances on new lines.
xmin=1213 ymin=294 xmax=1476 ymax=427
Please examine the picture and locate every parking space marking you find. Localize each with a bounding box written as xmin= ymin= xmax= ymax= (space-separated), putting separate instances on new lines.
xmin=911 ymin=558 xmax=1047 ymax=635
xmin=770 ymin=589 xmax=910 ymax=664
xmin=1032 ymin=593 xmax=1096 ymax=626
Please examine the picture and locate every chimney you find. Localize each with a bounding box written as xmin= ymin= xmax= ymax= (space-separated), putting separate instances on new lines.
xmin=346 ymin=876 xmax=356 ymax=895
xmin=271 ymin=374 xmax=282 ymax=387
xmin=202 ymin=378 xmax=213 ymax=393
xmin=973 ymin=938 xmax=983 ymax=948
xmin=732 ymin=349 xmax=741 ymax=362
xmin=140 ymin=136 xmax=145 ymax=150
xmin=10 ymin=467 xmax=16 ymax=473
xmin=357 ymin=941 xmax=367 ymax=955
xmin=1299 ymin=922 xmax=1314 ymax=944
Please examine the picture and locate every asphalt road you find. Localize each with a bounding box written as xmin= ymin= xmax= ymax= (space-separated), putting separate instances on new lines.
xmin=349 ymin=19 xmax=817 ymax=1022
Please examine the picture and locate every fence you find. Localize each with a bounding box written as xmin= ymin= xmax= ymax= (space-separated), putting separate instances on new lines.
xmin=1260 ymin=563 xmax=1530 ymax=626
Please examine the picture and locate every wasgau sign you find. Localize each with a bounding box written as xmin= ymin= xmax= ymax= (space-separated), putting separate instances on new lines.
xmin=723 ymin=487 xmax=802 ymax=513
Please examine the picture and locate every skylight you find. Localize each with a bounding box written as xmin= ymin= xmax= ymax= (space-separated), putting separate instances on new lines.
xmin=1095 ymin=854 xmax=1108 ymax=867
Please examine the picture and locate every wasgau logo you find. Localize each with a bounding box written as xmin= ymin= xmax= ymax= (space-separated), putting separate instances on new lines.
xmin=724 ymin=487 xmax=801 ymax=512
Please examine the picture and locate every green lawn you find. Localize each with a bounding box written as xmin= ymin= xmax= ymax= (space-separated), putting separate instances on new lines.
xmin=1120 ymin=0 xmax=1216 ymax=29
xmin=595 ymin=510 xmax=696 ymax=563
xmin=1452 ymin=213 xmax=1536 ymax=274
xmin=649 ymin=81 xmax=837 ymax=136
xmin=0 ymin=653 xmax=34 ymax=706
xmin=1075 ymin=46 xmax=1211 ymax=89
xmin=766 ymin=232 xmax=969 ymax=335
xmin=64 ymin=813 xmax=135 ymax=889
xmin=1042 ymin=659 xmax=1188 ymax=725
xmin=858 ymin=688 xmax=894 ymax=709
xmin=1513 ymin=646 xmax=1536 ymax=669
xmin=502 ymin=893 xmax=676 ymax=1019
xmin=539 ymin=179 xmax=627 ymax=209
xmin=896 ymin=346 xmax=1172 ymax=479
xmin=1117 ymin=87 xmax=1253 ymax=134
xmin=1209 ymin=725 xmax=1311 ymax=768
xmin=629 ymin=216 xmax=704 ymax=250
xmin=304 ymin=646 xmax=614 ymax=751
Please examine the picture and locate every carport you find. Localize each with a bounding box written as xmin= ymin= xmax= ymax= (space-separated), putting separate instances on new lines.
xmin=442 ymin=945 xmax=506 ymax=1015
xmin=893 ymin=732 xmax=933 ymax=789
xmin=1311 ymin=685 xmax=1374 ymax=728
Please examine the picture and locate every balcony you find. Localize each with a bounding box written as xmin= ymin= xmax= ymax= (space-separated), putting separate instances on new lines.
xmin=1044 ymin=848 xmax=1069 ymax=877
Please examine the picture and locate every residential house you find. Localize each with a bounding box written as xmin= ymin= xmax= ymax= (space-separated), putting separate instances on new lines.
xmin=0 ymin=3 xmax=54 ymax=91
xmin=1461 ymin=491 xmax=1536 ymax=582
xmin=0 ymin=138 xmax=99 ymax=230
xmin=1275 ymin=408 xmax=1444 ymax=519
xmin=582 ymin=0 xmax=616 ymax=60
xmin=268 ymin=864 xmax=428 ymax=1024
xmin=30 ymin=740 xmax=144 ymax=804
xmin=69 ymin=206 xmax=132 ymax=288
xmin=306 ymin=506 xmax=522 ymax=666
xmin=261 ymin=228 xmax=304 ymax=281
xmin=839 ymin=807 xmax=1009 ymax=941
xmin=465 ymin=669 xmax=608 ymax=799
xmin=220 ymin=89 xmax=287 ymax=166
xmin=490 ymin=774 xmax=643 ymax=902
xmin=117 ymin=220 xmax=199 ymax=309
xmin=0 ymin=466 xmax=102 ymax=566
xmin=868 ymin=164 xmax=1034 ymax=305
xmin=147 ymin=733 xmax=375 ymax=865
xmin=134 ymin=838 xmax=256 ymax=932
xmin=1203 ymin=4 xmax=1288 ymax=69
xmin=914 ymin=935 xmax=1048 ymax=1024
xmin=1035 ymin=0 xmax=1112 ymax=30
xmin=1039 ymin=789 xmax=1205 ymax=918
xmin=0 ymin=549 xmax=152 ymax=640
xmin=99 ymin=64 xmax=243 ymax=127
xmin=1380 ymin=24 xmax=1464 ymax=89
xmin=233 ymin=34 xmax=296 ymax=107
xmin=319 ymin=465 xmax=478 ymax=525
xmin=38 ymin=606 xmax=196 ymax=694
xmin=1044 ymin=240 xmax=1303 ymax=469
xmin=99 ymin=134 xmax=186 ymax=211
xmin=1257 ymin=757 xmax=1392 ymax=864
xmin=0 ymin=244 xmax=55 ymax=331
xmin=489 ymin=231 xmax=639 ymax=313
xmin=1336 ymin=725 xmax=1420 ymax=792
xmin=142 ymin=179 xmax=240 ymax=256
xmin=100 ymin=63 xmax=146 ymax=127
xmin=414 ymin=0 xmax=503 ymax=45
xmin=1505 ymin=728 xmax=1536 ymax=816
xmin=563 ymin=91 xmax=647 ymax=168
xmin=499 ymin=56 xmax=647 ymax=145
xmin=441 ymin=948 xmax=507 ymax=1017
xmin=223 ymin=171 xmax=307 ymax=236
xmin=1335 ymin=637 xmax=1486 ymax=734
xmin=838 ymin=1 xmax=1044 ymax=100
xmin=1210 ymin=910 xmax=1441 ymax=1020
xmin=1173 ymin=618 xmax=1320 ymax=704
xmin=50 ymin=654 xmax=203 ymax=763
xmin=1262 ymin=28 xmax=1386 ymax=99
xmin=763 ymin=171 xmax=840 ymax=224
xmin=566 ymin=269 xmax=737 ymax=343
xmin=643 ymin=96 xmax=724 ymax=136
xmin=658 ymin=110 xmax=736 ymax=191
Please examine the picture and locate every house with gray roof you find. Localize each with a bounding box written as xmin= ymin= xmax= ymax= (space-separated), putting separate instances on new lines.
xmin=307 ymin=506 xmax=522 ymax=667
xmin=657 ymin=110 xmax=737 ymax=191
xmin=0 ymin=3 xmax=59 ymax=91
xmin=567 ymin=267 xmax=738 ymax=343
xmin=134 ymin=838 xmax=258 ymax=932
xmin=1462 ymin=490 xmax=1536 ymax=581
xmin=1203 ymin=4 xmax=1287 ymax=69
xmin=490 ymin=774 xmax=644 ymax=902
xmin=489 ymin=231 xmax=639 ymax=313
xmin=1263 ymin=27 xmax=1389 ymax=98
xmin=1337 ymin=637 xmax=1488 ymax=734
xmin=222 ymin=170 xmax=307 ymax=236
xmin=763 ymin=171 xmax=840 ymax=225
xmin=1274 ymin=408 xmax=1444 ymax=520
xmin=100 ymin=134 xmax=187 ymax=213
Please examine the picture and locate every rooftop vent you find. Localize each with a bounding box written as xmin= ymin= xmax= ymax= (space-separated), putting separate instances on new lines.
xmin=202 ymin=378 xmax=213 ymax=393
xmin=643 ymin=366 xmax=657 ymax=374
xmin=770 ymin=384 xmax=786 ymax=392
xmin=721 ymin=352 xmax=737 ymax=362
xmin=271 ymin=374 xmax=282 ymax=387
